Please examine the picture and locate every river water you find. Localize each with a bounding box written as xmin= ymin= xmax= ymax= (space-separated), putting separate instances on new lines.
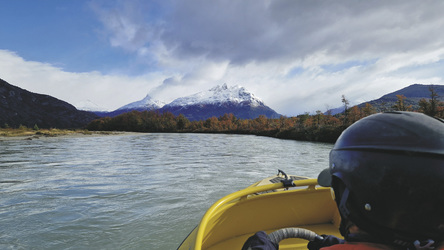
xmin=0 ymin=133 xmax=333 ymax=250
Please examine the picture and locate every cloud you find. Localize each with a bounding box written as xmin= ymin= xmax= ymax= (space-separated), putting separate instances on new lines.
xmin=0 ymin=50 xmax=163 ymax=111
xmin=150 ymin=60 xmax=230 ymax=102
xmin=153 ymin=1 xmax=444 ymax=65
xmin=91 ymin=2 xmax=444 ymax=74
xmin=90 ymin=0 xmax=444 ymax=73
xmin=3 ymin=1 xmax=444 ymax=116
xmin=89 ymin=0 xmax=167 ymax=63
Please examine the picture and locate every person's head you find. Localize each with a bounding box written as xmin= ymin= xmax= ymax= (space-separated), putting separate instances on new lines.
xmin=318 ymin=111 xmax=444 ymax=248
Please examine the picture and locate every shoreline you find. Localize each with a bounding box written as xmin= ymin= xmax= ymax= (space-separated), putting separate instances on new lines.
xmin=0 ymin=130 xmax=144 ymax=141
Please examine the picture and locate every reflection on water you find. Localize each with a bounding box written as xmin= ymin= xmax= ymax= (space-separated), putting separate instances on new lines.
xmin=0 ymin=133 xmax=332 ymax=249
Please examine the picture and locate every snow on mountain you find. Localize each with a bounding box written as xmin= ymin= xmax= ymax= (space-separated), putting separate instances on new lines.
xmin=158 ymin=83 xmax=281 ymax=120
xmin=97 ymin=83 xmax=280 ymax=120
xmin=75 ymin=99 xmax=108 ymax=112
xmin=117 ymin=94 xmax=165 ymax=110
xmin=165 ymin=83 xmax=264 ymax=107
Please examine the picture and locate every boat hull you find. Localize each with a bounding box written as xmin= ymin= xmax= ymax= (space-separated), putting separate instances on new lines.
xmin=178 ymin=175 xmax=342 ymax=249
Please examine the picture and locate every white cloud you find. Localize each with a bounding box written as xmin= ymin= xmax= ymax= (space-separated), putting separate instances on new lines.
xmin=4 ymin=42 xmax=442 ymax=115
xmin=2 ymin=1 xmax=444 ymax=116
xmin=0 ymin=50 xmax=163 ymax=111
xmin=84 ymin=0 xmax=444 ymax=115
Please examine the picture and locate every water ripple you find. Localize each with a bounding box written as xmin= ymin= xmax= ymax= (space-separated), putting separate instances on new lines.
xmin=0 ymin=133 xmax=332 ymax=249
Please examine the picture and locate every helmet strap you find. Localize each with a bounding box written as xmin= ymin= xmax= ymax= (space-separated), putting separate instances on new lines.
xmin=338 ymin=187 xmax=351 ymax=219
xmin=338 ymin=187 xmax=353 ymax=237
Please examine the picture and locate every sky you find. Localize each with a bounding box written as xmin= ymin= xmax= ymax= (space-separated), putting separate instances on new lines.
xmin=1 ymin=0 xmax=444 ymax=116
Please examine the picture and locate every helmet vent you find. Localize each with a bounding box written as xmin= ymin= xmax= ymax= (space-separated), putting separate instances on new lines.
xmin=364 ymin=203 xmax=372 ymax=211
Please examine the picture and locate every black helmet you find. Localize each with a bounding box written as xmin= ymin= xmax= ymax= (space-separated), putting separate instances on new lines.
xmin=319 ymin=112 xmax=444 ymax=247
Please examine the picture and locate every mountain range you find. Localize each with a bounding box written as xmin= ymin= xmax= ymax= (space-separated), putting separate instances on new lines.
xmin=2 ymin=75 xmax=444 ymax=129
xmin=95 ymin=83 xmax=282 ymax=120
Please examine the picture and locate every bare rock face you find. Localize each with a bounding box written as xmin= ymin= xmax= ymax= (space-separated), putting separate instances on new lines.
xmin=0 ymin=78 xmax=98 ymax=128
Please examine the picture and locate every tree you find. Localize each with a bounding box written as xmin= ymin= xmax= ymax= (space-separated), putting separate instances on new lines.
xmin=348 ymin=106 xmax=362 ymax=124
xmin=219 ymin=113 xmax=237 ymax=130
xmin=176 ymin=114 xmax=190 ymax=130
xmin=419 ymin=86 xmax=442 ymax=117
xmin=254 ymin=115 xmax=268 ymax=130
xmin=341 ymin=95 xmax=350 ymax=126
xmin=297 ymin=113 xmax=310 ymax=129
xmin=380 ymin=101 xmax=388 ymax=112
xmin=392 ymin=95 xmax=412 ymax=111
xmin=361 ymin=103 xmax=376 ymax=117
xmin=160 ymin=112 xmax=177 ymax=131
xmin=204 ymin=117 xmax=220 ymax=130
xmin=314 ymin=110 xmax=324 ymax=127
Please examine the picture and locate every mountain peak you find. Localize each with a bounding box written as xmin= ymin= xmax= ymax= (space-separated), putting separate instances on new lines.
xmin=75 ymin=99 xmax=107 ymax=112
xmin=117 ymin=94 xmax=165 ymax=111
xmin=166 ymin=84 xmax=264 ymax=108
xmin=210 ymin=83 xmax=228 ymax=92
xmin=159 ymin=83 xmax=280 ymax=120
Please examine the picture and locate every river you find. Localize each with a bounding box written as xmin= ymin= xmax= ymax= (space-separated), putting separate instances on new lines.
xmin=0 ymin=133 xmax=333 ymax=249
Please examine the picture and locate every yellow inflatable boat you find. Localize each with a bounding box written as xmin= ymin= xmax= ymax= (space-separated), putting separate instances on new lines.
xmin=178 ymin=170 xmax=342 ymax=249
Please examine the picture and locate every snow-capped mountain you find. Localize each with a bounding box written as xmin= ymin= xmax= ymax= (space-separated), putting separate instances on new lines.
xmin=165 ymin=83 xmax=264 ymax=108
xmin=159 ymin=84 xmax=281 ymax=120
xmin=75 ymin=99 xmax=108 ymax=112
xmin=94 ymin=94 xmax=165 ymax=117
xmin=117 ymin=94 xmax=165 ymax=111
xmin=96 ymin=83 xmax=281 ymax=120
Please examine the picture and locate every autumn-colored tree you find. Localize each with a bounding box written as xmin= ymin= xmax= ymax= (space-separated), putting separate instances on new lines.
xmin=348 ymin=106 xmax=362 ymax=125
xmin=297 ymin=113 xmax=309 ymax=129
xmin=324 ymin=115 xmax=341 ymax=126
xmin=254 ymin=115 xmax=268 ymax=130
xmin=189 ymin=120 xmax=205 ymax=131
xmin=90 ymin=91 xmax=444 ymax=143
xmin=286 ymin=117 xmax=297 ymax=129
xmin=219 ymin=113 xmax=237 ymax=131
xmin=392 ymin=95 xmax=412 ymax=111
xmin=238 ymin=119 xmax=252 ymax=132
xmin=418 ymin=86 xmax=443 ymax=117
xmin=304 ymin=116 xmax=314 ymax=128
xmin=204 ymin=117 xmax=220 ymax=130
xmin=361 ymin=103 xmax=376 ymax=117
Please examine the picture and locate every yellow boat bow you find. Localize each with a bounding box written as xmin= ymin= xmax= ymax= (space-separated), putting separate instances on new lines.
xmin=178 ymin=171 xmax=342 ymax=250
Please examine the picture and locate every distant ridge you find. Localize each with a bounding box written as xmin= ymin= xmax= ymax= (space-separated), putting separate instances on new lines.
xmin=95 ymin=94 xmax=166 ymax=117
xmin=117 ymin=94 xmax=165 ymax=111
xmin=358 ymin=84 xmax=444 ymax=111
xmin=0 ymin=78 xmax=98 ymax=128
xmin=385 ymin=84 xmax=444 ymax=98
xmin=328 ymin=84 xmax=444 ymax=114
xmin=97 ymin=84 xmax=281 ymax=120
